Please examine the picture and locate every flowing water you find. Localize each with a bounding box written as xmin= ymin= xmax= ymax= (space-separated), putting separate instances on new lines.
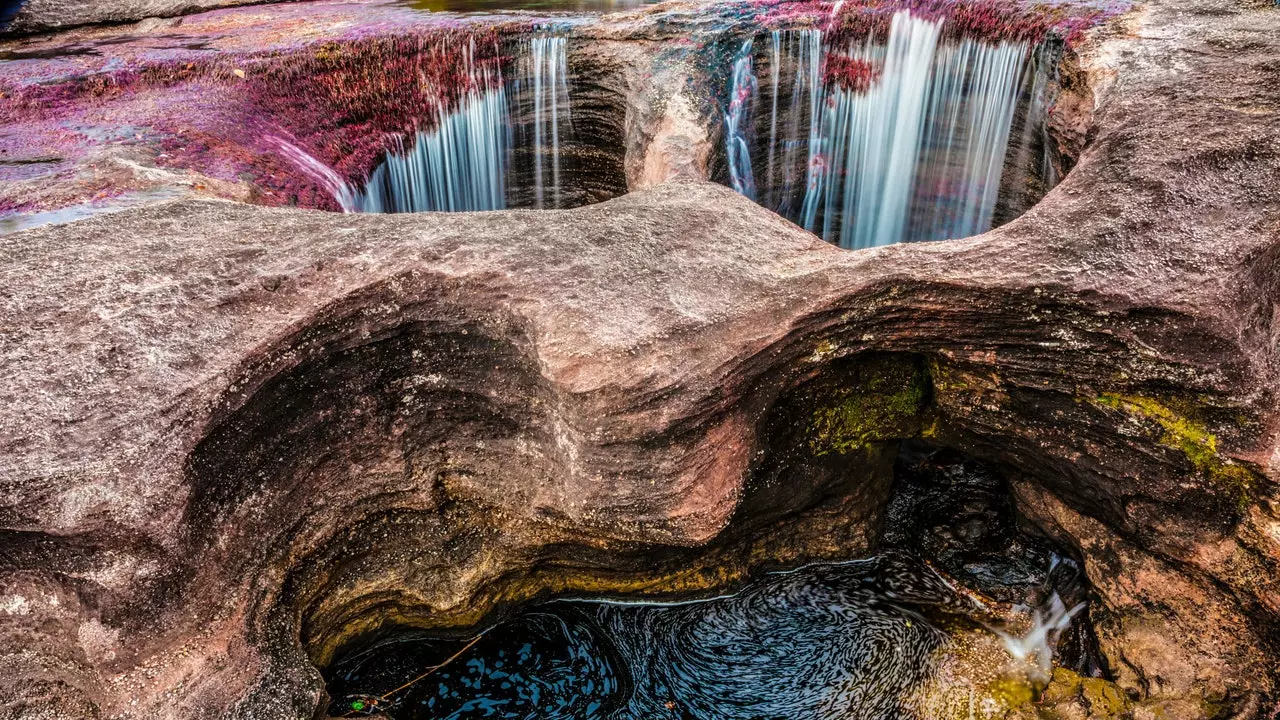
xmin=725 ymin=11 xmax=1044 ymax=249
xmin=283 ymin=35 xmax=575 ymax=214
xmin=326 ymin=556 xmax=973 ymax=720
xmin=724 ymin=39 xmax=758 ymax=199
xmin=341 ymin=87 xmax=512 ymax=213
xmin=324 ymin=447 xmax=1098 ymax=720
xmin=518 ymin=34 xmax=573 ymax=209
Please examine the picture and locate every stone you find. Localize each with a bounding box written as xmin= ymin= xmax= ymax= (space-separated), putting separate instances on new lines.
xmin=0 ymin=0 xmax=302 ymax=35
xmin=1 ymin=0 xmax=1279 ymax=718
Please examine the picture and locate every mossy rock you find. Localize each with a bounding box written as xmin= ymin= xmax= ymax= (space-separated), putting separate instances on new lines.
xmin=1093 ymin=393 xmax=1259 ymax=505
xmin=1037 ymin=668 xmax=1133 ymax=719
xmin=807 ymin=355 xmax=929 ymax=456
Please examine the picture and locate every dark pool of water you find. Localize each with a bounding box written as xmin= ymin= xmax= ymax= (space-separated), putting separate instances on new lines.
xmin=397 ymin=0 xmax=659 ymax=13
xmin=324 ymin=448 xmax=1106 ymax=719
xmin=325 ymin=556 xmax=973 ymax=720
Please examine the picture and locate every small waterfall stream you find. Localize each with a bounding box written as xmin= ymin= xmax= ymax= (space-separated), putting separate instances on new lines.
xmin=724 ymin=39 xmax=758 ymax=199
xmin=326 ymin=34 xmax=574 ymax=214
xmin=522 ymin=35 xmax=573 ymax=209
xmin=725 ymin=11 xmax=1041 ymax=249
xmin=343 ymin=86 xmax=511 ymax=213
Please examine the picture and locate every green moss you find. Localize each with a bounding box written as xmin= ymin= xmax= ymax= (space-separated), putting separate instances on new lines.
xmin=1096 ymin=394 xmax=1217 ymax=468
xmin=1039 ymin=667 xmax=1085 ymax=705
xmin=808 ymin=358 xmax=928 ymax=456
xmin=1080 ymin=676 xmax=1131 ymax=718
xmin=986 ymin=676 xmax=1036 ymax=709
xmin=1094 ymin=393 xmax=1259 ymax=504
xmin=1038 ymin=669 xmax=1131 ymax=719
xmin=928 ymin=358 xmax=970 ymax=394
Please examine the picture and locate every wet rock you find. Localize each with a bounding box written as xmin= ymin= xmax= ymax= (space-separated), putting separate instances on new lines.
xmin=1 ymin=0 xmax=1279 ymax=718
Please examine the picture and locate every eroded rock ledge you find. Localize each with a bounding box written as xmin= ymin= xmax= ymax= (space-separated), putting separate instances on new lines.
xmin=2 ymin=0 xmax=1280 ymax=719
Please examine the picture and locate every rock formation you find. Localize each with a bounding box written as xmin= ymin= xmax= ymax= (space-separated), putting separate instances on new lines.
xmin=1 ymin=0 xmax=1278 ymax=718
xmin=0 ymin=0 xmax=302 ymax=35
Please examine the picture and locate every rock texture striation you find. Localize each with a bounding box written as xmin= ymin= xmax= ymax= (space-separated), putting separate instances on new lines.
xmin=0 ymin=0 xmax=301 ymax=35
xmin=1 ymin=0 xmax=1280 ymax=719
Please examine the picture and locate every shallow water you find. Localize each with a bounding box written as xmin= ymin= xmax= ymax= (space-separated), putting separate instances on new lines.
xmin=0 ymin=188 xmax=185 ymax=235
xmin=326 ymin=557 xmax=965 ymax=720
xmin=325 ymin=449 xmax=1102 ymax=719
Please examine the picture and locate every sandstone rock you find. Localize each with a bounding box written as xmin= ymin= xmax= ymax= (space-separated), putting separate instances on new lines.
xmin=1 ymin=0 xmax=1279 ymax=718
xmin=0 ymin=0 xmax=301 ymax=35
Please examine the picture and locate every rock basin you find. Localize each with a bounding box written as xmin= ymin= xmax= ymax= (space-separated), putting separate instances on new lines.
xmin=1 ymin=0 xmax=1279 ymax=718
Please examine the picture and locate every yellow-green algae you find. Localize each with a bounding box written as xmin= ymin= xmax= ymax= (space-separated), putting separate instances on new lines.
xmin=1034 ymin=668 xmax=1132 ymax=719
xmin=808 ymin=357 xmax=930 ymax=456
xmin=986 ymin=675 xmax=1036 ymax=708
xmin=1094 ymin=393 xmax=1259 ymax=499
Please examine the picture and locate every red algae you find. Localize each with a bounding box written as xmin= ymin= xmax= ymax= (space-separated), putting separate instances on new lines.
xmin=0 ymin=0 xmax=546 ymax=212
xmin=0 ymin=0 xmax=1125 ymax=216
xmin=0 ymin=70 xmax=143 ymax=121
xmin=0 ymin=22 xmax=526 ymax=210
xmin=823 ymin=53 xmax=878 ymax=92
xmin=752 ymin=0 xmax=1127 ymax=48
xmin=243 ymin=29 xmax=512 ymax=186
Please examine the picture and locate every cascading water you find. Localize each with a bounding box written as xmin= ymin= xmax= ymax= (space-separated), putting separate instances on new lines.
xmin=519 ymin=35 xmax=573 ymax=209
xmin=724 ymin=11 xmax=1040 ymax=249
xmin=343 ymin=85 xmax=511 ymax=213
xmin=724 ymin=40 xmax=758 ymax=200
xmin=740 ymin=29 xmax=824 ymax=220
xmin=316 ymin=34 xmax=574 ymax=214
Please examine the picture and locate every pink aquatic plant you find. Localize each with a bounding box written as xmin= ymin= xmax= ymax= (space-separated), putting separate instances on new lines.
xmin=822 ymin=52 xmax=878 ymax=91
xmin=752 ymin=0 xmax=1127 ymax=47
xmin=242 ymin=28 xmax=513 ymax=186
xmin=0 ymin=22 xmax=524 ymax=211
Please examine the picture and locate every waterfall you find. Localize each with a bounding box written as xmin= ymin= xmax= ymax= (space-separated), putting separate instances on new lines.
xmin=1001 ymin=41 xmax=1058 ymax=219
xmin=910 ymin=38 xmax=1027 ymax=243
xmin=346 ymin=86 xmax=510 ymax=213
xmin=994 ymin=593 xmax=1083 ymax=684
xmin=332 ymin=33 xmax=574 ymax=214
xmin=763 ymin=29 xmax=822 ymax=218
xmin=727 ymin=11 xmax=1034 ymax=249
xmin=824 ymin=13 xmax=944 ymax=249
xmin=264 ymin=135 xmax=356 ymax=207
xmin=522 ymin=35 xmax=572 ymax=209
xmin=725 ymin=39 xmax=758 ymax=200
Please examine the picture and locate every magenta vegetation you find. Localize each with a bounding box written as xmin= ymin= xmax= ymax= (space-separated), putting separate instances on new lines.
xmin=242 ymin=30 xmax=510 ymax=200
xmin=0 ymin=8 xmax=527 ymax=212
xmin=0 ymin=0 xmax=1123 ymax=216
xmin=754 ymin=0 xmax=1128 ymax=46
xmin=823 ymin=53 xmax=879 ymax=92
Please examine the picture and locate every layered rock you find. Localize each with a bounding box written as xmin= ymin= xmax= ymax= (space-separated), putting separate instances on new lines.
xmin=1 ymin=0 xmax=1279 ymax=719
